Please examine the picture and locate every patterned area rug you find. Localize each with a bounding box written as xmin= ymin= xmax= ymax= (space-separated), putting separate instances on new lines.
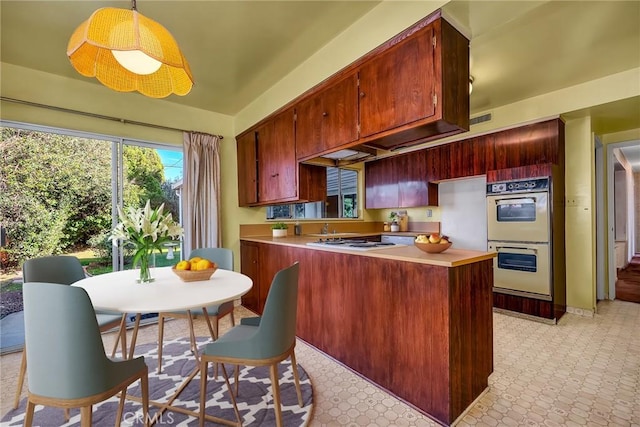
xmin=1 ymin=337 xmax=313 ymax=426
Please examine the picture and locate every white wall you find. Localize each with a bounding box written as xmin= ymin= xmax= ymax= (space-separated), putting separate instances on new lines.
xmin=438 ymin=176 xmax=487 ymax=251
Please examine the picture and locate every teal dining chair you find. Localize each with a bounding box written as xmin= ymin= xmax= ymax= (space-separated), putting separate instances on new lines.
xmin=156 ymin=247 xmax=235 ymax=373
xmin=14 ymin=255 xmax=127 ymax=410
xmin=198 ymin=262 xmax=303 ymax=427
xmin=22 ymin=282 xmax=149 ymax=427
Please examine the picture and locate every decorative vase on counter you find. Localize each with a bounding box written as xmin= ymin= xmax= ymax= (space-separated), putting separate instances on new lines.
xmin=390 ymin=223 xmax=400 ymax=232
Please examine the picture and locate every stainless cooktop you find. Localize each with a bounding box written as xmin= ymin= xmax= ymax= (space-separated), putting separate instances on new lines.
xmin=306 ymin=238 xmax=406 ymax=252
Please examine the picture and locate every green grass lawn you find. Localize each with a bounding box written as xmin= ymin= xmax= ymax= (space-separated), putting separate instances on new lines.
xmin=82 ymin=249 xmax=182 ymax=275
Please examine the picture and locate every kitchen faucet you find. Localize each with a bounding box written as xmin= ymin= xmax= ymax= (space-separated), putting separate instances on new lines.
xmin=321 ymin=223 xmax=329 ymax=234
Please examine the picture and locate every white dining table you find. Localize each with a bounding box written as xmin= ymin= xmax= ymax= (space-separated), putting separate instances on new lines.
xmin=74 ymin=266 xmax=252 ymax=357
xmin=74 ymin=266 xmax=252 ymax=314
xmin=73 ymin=266 xmax=252 ymax=426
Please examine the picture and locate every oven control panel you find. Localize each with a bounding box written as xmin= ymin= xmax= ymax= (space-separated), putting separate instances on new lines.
xmin=487 ymin=177 xmax=549 ymax=195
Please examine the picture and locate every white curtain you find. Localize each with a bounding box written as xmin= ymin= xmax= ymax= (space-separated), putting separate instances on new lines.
xmin=182 ymin=132 xmax=222 ymax=255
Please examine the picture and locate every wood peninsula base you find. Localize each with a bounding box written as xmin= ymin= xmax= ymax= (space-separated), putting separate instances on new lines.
xmin=240 ymin=239 xmax=494 ymax=426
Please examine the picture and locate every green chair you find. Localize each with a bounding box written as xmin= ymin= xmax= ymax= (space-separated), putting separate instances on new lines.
xmin=157 ymin=248 xmax=236 ymax=372
xmin=14 ymin=256 xmax=127 ymax=410
xmin=198 ymin=262 xmax=303 ymax=427
xmin=22 ymin=282 xmax=148 ymax=427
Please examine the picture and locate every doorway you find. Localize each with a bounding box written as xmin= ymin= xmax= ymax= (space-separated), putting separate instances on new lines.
xmin=599 ymin=138 xmax=640 ymax=304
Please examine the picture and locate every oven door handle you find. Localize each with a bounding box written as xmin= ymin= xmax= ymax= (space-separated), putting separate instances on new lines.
xmin=495 ymin=245 xmax=538 ymax=254
xmin=494 ymin=197 xmax=536 ymax=205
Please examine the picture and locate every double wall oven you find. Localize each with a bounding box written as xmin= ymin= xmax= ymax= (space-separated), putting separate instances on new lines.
xmin=487 ymin=178 xmax=553 ymax=300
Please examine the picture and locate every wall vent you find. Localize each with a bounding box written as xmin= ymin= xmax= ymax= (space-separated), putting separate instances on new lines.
xmin=470 ymin=113 xmax=492 ymax=126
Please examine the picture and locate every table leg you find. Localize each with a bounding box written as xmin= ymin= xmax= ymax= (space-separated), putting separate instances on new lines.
xmin=186 ymin=311 xmax=200 ymax=363
xmin=128 ymin=313 xmax=142 ymax=360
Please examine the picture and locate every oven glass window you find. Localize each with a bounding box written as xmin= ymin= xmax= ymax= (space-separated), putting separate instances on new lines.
xmin=496 ymin=200 xmax=536 ymax=222
xmin=497 ymin=252 xmax=537 ymax=272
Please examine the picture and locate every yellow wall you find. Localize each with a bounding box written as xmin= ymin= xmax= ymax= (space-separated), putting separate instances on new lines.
xmin=0 ymin=63 xmax=233 ymax=145
xmin=564 ymin=117 xmax=597 ymax=310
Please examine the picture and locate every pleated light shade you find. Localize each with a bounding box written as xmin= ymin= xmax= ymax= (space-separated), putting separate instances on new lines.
xmin=67 ymin=7 xmax=194 ymax=98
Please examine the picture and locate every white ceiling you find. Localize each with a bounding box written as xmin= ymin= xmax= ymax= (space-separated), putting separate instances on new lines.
xmin=1 ymin=0 xmax=639 ymax=132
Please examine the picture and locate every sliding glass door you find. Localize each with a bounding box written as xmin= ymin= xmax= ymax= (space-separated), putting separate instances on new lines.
xmin=0 ymin=121 xmax=183 ymax=275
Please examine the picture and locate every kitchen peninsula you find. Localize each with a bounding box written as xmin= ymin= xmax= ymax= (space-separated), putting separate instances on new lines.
xmin=240 ymin=235 xmax=495 ymax=426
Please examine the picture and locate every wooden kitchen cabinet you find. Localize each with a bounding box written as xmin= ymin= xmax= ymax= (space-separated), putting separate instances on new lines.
xmin=237 ymin=109 xmax=326 ymax=207
xmin=365 ymin=156 xmax=399 ymax=208
xmin=365 ymin=151 xmax=436 ymax=208
xmin=397 ymin=151 xmax=436 ymax=207
xmin=493 ymin=119 xmax=562 ymax=169
xmin=364 ymin=119 xmax=564 ymax=209
xmin=295 ymin=73 xmax=359 ymax=161
xmin=236 ymin=131 xmax=258 ymax=206
xmin=448 ymin=136 xmax=495 ymax=178
xmin=358 ymin=17 xmax=469 ymax=150
xmin=257 ymin=109 xmax=297 ymax=202
xmin=358 ymin=28 xmax=435 ymax=138
xmin=240 ymin=241 xmax=260 ymax=313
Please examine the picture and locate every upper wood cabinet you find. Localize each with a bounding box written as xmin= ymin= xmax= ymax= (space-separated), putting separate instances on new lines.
xmin=493 ymin=120 xmax=564 ymax=169
xmin=236 ymin=131 xmax=259 ymax=206
xmin=296 ymin=73 xmax=359 ymax=161
xmin=237 ymin=109 xmax=327 ymax=207
xmin=358 ymin=18 xmax=469 ymax=151
xmin=257 ymin=110 xmax=297 ymax=202
xmin=365 ymin=156 xmax=399 ymax=209
xmin=365 ymin=118 xmax=564 ymax=209
xmin=359 ymin=27 xmax=435 ymax=139
xmin=397 ymin=151 xmax=437 ymax=207
xmin=365 ymin=151 xmax=437 ymax=209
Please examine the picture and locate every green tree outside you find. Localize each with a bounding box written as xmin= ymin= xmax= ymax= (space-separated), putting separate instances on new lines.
xmin=0 ymin=127 xmax=177 ymax=271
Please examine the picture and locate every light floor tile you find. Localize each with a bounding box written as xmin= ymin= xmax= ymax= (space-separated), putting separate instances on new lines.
xmin=1 ymin=300 xmax=639 ymax=426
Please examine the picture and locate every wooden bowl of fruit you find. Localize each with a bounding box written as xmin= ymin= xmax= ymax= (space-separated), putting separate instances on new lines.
xmin=172 ymin=257 xmax=218 ymax=282
xmin=414 ymin=234 xmax=452 ymax=254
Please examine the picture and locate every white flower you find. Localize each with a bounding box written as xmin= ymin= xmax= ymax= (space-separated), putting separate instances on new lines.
xmin=110 ymin=200 xmax=183 ymax=264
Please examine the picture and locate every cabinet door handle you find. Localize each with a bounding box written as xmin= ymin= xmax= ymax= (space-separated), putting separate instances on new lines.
xmin=360 ymin=92 xmax=366 ymax=98
xmin=322 ymin=112 xmax=328 ymax=117
xmin=271 ymin=173 xmax=279 ymax=178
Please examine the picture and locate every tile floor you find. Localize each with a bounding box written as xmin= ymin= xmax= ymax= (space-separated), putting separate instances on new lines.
xmin=1 ymin=301 xmax=639 ymax=426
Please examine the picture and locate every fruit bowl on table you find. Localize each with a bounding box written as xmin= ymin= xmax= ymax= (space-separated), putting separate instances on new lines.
xmin=414 ymin=241 xmax=452 ymax=254
xmin=171 ymin=265 xmax=218 ymax=282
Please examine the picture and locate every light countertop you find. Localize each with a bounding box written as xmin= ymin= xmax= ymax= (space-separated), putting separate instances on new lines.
xmin=241 ymin=235 xmax=495 ymax=268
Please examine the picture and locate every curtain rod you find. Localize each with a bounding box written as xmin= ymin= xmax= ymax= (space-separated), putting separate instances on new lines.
xmin=0 ymin=96 xmax=223 ymax=139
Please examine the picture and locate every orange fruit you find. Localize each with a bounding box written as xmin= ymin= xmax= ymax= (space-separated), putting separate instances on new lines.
xmin=175 ymin=260 xmax=191 ymax=271
xmin=189 ymin=256 xmax=203 ymax=264
xmin=196 ymin=259 xmax=214 ymax=270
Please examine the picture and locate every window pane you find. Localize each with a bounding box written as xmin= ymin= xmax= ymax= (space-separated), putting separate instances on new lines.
xmin=266 ymin=167 xmax=358 ymax=219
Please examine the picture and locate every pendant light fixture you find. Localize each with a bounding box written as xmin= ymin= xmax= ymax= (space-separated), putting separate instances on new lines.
xmin=67 ymin=0 xmax=194 ymax=98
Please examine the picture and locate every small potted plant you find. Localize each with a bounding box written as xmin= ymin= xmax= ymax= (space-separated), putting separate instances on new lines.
xmin=271 ymin=222 xmax=289 ymax=238
xmin=389 ymin=212 xmax=400 ymax=232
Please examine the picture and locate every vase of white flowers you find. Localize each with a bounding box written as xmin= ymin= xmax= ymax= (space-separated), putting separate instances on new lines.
xmin=110 ymin=200 xmax=184 ymax=283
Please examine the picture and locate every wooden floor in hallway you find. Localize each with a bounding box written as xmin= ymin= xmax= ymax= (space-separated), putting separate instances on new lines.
xmin=616 ymin=255 xmax=640 ymax=304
